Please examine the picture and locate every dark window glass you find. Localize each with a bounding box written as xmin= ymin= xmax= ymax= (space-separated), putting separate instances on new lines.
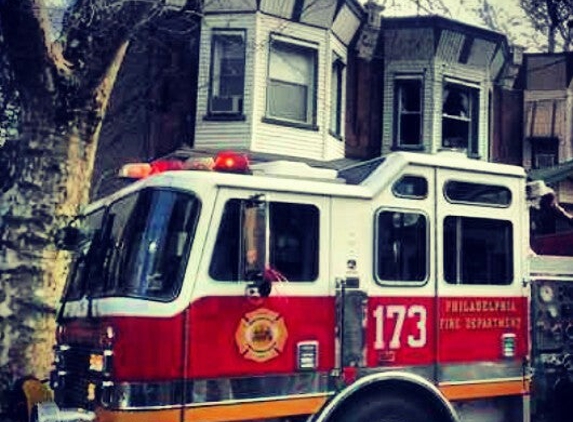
xmin=445 ymin=181 xmax=511 ymax=206
xmin=442 ymin=83 xmax=479 ymax=154
xmin=330 ymin=58 xmax=344 ymax=136
xmin=64 ymin=189 xmax=200 ymax=302
xmin=530 ymin=137 xmax=559 ymax=169
xmin=63 ymin=208 xmax=106 ymax=301
xmin=444 ymin=216 xmax=513 ymax=285
xmin=210 ymin=199 xmax=319 ymax=282
xmin=393 ymin=176 xmax=428 ymax=199
xmin=209 ymin=31 xmax=246 ymax=114
xmin=376 ymin=211 xmax=427 ymax=283
xmin=395 ymin=79 xmax=422 ymax=147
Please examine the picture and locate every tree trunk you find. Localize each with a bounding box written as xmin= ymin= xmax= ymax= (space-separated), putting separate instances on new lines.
xmin=0 ymin=39 xmax=128 ymax=413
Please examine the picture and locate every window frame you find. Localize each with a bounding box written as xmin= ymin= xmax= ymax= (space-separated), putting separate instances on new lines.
xmin=329 ymin=55 xmax=345 ymax=139
xmin=441 ymin=80 xmax=480 ymax=155
xmin=443 ymin=180 xmax=512 ymax=208
xmin=394 ymin=75 xmax=424 ymax=150
xmin=443 ymin=215 xmax=514 ymax=286
xmin=207 ymin=28 xmax=247 ymax=119
xmin=530 ymin=137 xmax=559 ymax=169
xmin=209 ymin=198 xmax=320 ymax=283
xmin=392 ymin=175 xmax=429 ymax=200
xmin=90 ymin=188 xmax=200 ymax=302
xmin=374 ymin=208 xmax=430 ymax=287
xmin=264 ymin=34 xmax=318 ymax=129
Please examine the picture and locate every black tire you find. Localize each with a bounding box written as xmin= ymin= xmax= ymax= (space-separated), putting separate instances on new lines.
xmin=331 ymin=393 xmax=438 ymax=422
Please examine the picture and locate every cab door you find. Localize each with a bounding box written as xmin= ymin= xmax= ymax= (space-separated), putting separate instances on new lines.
xmin=365 ymin=166 xmax=437 ymax=377
xmin=435 ymin=168 xmax=528 ymax=400
xmin=184 ymin=188 xmax=333 ymax=420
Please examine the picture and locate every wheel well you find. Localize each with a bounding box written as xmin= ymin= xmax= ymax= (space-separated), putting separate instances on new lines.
xmin=327 ymin=379 xmax=456 ymax=422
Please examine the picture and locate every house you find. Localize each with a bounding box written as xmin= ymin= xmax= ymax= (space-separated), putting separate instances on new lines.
xmin=346 ymin=12 xmax=520 ymax=162
xmin=92 ymin=2 xmax=524 ymax=199
xmin=516 ymin=52 xmax=573 ymax=230
xmin=92 ymin=0 xmax=363 ymax=198
xmin=193 ymin=0 xmax=363 ymax=161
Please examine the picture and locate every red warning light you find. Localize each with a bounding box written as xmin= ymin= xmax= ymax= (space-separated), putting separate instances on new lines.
xmin=213 ymin=151 xmax=250 ymax=173
xmin=119 ymin=160 xmax=184 ymax=179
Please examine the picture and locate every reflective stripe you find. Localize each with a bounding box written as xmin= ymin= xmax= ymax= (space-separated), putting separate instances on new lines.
xmin=96 ymin=408 xmax=181 ymax=422
xmin=104 ymin=372 xmax=331 ymax=410
xmin=439 ymin=361 xmax=524 ymax=382
xmin=184 ymin=396 xmax=328 ymax=422
xmin=440 ymin=378 xmax=529 ymax=401
xmin=95 ymin=396 xmax=327 ymax=422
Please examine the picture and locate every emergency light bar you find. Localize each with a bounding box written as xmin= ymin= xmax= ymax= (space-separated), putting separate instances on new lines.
xmin=118 ymin=151 xmax=250 ymax=179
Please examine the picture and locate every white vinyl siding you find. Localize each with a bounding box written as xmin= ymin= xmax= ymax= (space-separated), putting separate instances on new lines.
xmin=194 ymin=15 xmax=256 ymax=151
xmin=252 ymin=13 xmax=342 ymax=160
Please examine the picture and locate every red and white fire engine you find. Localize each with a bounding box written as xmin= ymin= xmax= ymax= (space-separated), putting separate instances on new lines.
xmin=20 ymin=150 xmax=573 ymax=422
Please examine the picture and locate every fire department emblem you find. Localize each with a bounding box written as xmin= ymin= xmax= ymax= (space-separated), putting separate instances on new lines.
xmin=235 ymin=308 xmax=288 ymax=362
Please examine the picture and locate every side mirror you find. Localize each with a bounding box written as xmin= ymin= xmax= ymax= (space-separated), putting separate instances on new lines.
xmin=55 ymin=226 xmax=81 ymax=250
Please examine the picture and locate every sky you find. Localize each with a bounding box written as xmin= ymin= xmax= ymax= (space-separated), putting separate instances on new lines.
xmin=43 ymin=0 xmax=546 ymax=51
xmin=369 ymin=0 xmax=544 ymax=51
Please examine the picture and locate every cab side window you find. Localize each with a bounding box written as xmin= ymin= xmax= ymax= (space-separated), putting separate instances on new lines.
xmin=375 ymin=210 xmax=428 ymax=284
xmin=443 ymin=216 xmax=513 ymax=285
xmin=210 ymin=199 xmax=319 ymax=282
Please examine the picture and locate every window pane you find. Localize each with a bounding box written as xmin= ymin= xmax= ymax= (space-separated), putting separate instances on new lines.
xmin=445 ymin=181 xmax=512 ymax=206
xmin=268 ymin=80 xmax=307 ymax=121
xmin=330 ymin=60 xmax=343 ymax=135
xmin=269 ymin=202 xmax=319 ymax=281
xmin=210 ymin=200 xmax=319 ymax=282
xmin=443 ymin=86 xmax=469 ymax=117
xmin=267 ymin=40 xmax=316 ymax=124
xmin=269 ymin=42 xmax=313 ymax=84
xmin=398 ymin=79 xmax=421 ymax=112
xmin=396 ymin=79 xmax=422 ymax=146
xmin=100 ymin=189 xmax=199 ymax=300
xmin=376 ymin=211 xmax=427 ymax=283
xmin=63 ymin=209 xmax=106 ymax=301
xmin=210 ymin=31 xmax=245 ymax=113
xmin=442 ymin=117 xmax=469 ymax=148
xmin=442 ymin=83 xmax=479 ymax=152
xmin=400 ymin=114 xmax=421 ymax=145
xmin=444 ymin=217 xmax=513 ymax=285
xmin=393 ymin=176 xmax=428 ymax=199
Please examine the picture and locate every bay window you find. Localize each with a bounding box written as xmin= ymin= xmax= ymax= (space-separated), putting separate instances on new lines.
xmin=266 ymin=35 xmax=317 ymax=127
xmin=395 ymin=77 xmax=423 ymax=148
xmin=209 ymin=30 xmax=246 ymax=115
xmin=442 ymin=82 xmax=479 ymax=155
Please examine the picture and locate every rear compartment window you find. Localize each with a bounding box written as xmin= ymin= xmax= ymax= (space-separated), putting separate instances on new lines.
xmin=445 ymin=181 xmax=511 ymax=206
xmin=375 ymin=210 xmax=428 ymax=284
xmin=444 ymin=216 xmax=513 ymax=285
xmin=393 ymin=175 xmax=428 ymax=199
xmin=210 ymin=199 xmax=319 ymax=282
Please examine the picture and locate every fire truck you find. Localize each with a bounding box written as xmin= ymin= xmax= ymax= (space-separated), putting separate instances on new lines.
xmin=19 ymin=149 xmax=573 ymax=422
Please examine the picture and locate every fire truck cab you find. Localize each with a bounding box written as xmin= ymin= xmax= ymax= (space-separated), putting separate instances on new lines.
xmin=35 ymin=150 xmax=531 ymax=422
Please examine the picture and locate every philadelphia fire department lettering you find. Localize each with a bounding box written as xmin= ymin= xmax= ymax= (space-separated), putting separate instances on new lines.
xmin=373 ymin=305 xmax=427 ymax=350
xmin=235 ymin=308 xmax=288 ymax=362
xmin=440 ymin=298 xmax=522 ymax=331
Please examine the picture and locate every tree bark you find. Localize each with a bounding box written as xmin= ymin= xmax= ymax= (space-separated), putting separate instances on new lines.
xmin=0 ymin=0 xmax=150 ymax=411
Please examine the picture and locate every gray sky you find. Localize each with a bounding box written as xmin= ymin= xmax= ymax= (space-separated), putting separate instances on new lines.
xmin=44 ymin=0 xmax=545 ymax=51
xmin=373 ymin=0 xmax=544 ymax=51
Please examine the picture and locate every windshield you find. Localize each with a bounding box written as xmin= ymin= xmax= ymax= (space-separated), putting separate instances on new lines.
xmin=63 ymin=188 xmax=200 ymax=302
